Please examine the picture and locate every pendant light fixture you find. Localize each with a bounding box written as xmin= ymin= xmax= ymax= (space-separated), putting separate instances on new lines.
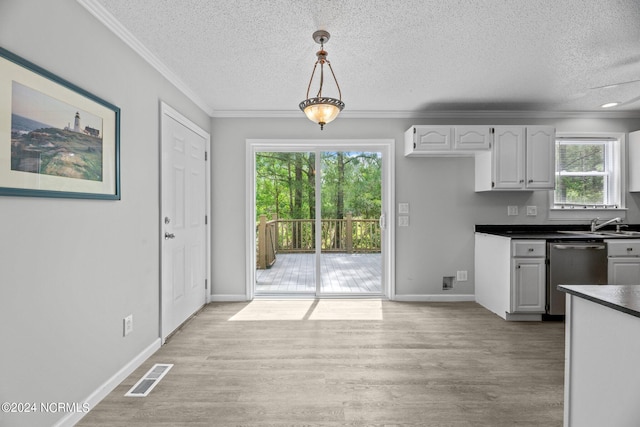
xmin=299 ymin=30 xmax=345 ymax=130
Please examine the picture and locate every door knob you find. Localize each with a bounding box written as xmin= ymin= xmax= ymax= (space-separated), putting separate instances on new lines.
xmin=164 ymin=232 xmax=175 ymax=240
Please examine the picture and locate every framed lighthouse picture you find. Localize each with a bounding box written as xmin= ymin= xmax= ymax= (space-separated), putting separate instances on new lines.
xmin=0 ymin=47 xmax=120 ymax=200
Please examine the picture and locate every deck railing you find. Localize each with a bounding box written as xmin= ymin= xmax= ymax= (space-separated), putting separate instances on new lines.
xmin=256 ymin=214 xmax=381 ymax=269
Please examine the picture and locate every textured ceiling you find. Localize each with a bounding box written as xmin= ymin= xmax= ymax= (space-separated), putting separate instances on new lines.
xmin=88 ymin=0 xmax=640 ymax=116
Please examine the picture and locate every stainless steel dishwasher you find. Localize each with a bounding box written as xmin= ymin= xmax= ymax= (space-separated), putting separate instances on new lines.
xmin=547 ymin=242 xmax=608 ymax=315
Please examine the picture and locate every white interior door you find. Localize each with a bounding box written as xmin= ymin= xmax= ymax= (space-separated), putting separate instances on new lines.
xmin=161 ymin=104 xmax=209 ymax=341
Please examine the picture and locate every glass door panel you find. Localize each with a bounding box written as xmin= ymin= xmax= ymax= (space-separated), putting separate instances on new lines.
xmin=319 ymin=151 xmax=382 ymax=294
xmin=254 ymin=152 xmax=316 ymax=295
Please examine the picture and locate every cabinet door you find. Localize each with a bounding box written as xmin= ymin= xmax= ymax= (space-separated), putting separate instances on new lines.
xmin=454 ymin=126 xmax=492 ymax=150
xmin=526 ymin=126 xmax=555 ymax=189
xmin=608 ymin=258 xmax=640 ymax=285
xmin=511 ymin=258 xmax=545 ymax=313
xmin=413 ymin=126 xmax=453 ymax=151
xmin=493 ymin=127 xmax=525 ymax=189
xmin=630 ymin=130 xmax=640 ymax=192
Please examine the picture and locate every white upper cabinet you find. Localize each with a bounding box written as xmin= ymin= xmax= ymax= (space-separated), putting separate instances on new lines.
xmin=526 ymin=126 xmax=556 ymax=189
xmin=629 ymin=130 xmax=640 ymax=192
xmin=405 ymin=126 xmax=453 ymax=155
xmin=405 ymin=124 xmax=556 ymax=191
xmin=454 ymin=126 xmax=492 ymax=150
xmin=475 ymin=126 xmax=555 ymax=191
xmin=492 ymin=127 xmax=526 ymax=189
xmin=404 ymin=126 xmax=491 ymax=156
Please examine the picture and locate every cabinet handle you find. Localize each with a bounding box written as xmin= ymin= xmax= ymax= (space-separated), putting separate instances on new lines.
xmin=627 ymin=247 xmax=633 ymax=252
xmin=519 ymin=179 xmax=524 ymax=183
xmin=528 ymin=179 xmax=533 ymax=183
xmin=528 ymin=248 xmax=534 ymax=252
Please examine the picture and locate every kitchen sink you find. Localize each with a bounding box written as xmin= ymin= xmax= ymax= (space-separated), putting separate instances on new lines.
xmin=558 ymin=230 xmax=640 ymax=237
xmin=557 ymin=231 xmax=602 ymax=236
xmin=595 ymin=230 xmax=640 ymax=236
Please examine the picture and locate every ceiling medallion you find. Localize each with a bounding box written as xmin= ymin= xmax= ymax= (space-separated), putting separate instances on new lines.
xmin=299 ymin=30 xmax=345 ymax=130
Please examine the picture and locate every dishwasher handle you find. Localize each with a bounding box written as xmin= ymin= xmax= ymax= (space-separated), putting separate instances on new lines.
xmin=551 ymin=244 xmax=606 ymax=250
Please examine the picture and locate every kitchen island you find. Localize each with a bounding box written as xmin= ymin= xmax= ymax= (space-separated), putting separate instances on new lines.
xmin=559 ymin=285 xmax=640 ymax=427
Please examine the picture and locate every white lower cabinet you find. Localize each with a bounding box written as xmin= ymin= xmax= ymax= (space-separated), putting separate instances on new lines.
xmin=606 ymin=239 xmax=640 ymax=285
xmin=511 ymin=241 xmax=546 ymax=313
xmin=512 ymin=257 xmax=546 ymax=313
xmin=475 ymin=233 xmax=545 ymax=321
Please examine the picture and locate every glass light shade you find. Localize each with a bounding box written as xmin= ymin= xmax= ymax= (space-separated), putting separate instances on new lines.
xmin=299 ymin=97 xmax=345 ymax=129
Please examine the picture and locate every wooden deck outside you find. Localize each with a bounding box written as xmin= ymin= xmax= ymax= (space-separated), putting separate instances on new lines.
xmin=256 ymin=253 xmax=382 ymax=294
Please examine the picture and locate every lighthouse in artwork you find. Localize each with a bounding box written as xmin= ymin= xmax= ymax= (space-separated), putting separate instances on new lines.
xmin=73 ymin=111 xmax=80 ymax=133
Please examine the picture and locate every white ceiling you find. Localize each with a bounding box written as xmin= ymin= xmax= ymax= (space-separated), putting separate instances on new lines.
xmin=84 ymin=0 xmax=640 ymax=117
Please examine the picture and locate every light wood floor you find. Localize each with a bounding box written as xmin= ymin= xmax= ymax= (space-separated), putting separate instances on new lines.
xmin=256 ymin=253 xmax=382 ymax=294
xmin=78 ymin=301 xmax=565 ymax=426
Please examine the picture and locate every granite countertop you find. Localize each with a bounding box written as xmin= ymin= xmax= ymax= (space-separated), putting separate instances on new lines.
xmin=558 ymin=285 xmax=640 ymax=319
xmin=475 ymin=224 xmax=640 ymax=240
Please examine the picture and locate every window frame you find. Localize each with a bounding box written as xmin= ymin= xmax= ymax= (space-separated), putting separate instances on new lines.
xmin=549 ymin=132 xmax=626 ymax=220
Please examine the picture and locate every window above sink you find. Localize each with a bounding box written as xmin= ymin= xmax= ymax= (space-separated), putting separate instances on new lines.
xmin=553 ymin=133 xmax=623 ymax=210
xmin=550 ymin=132 xmax=626 ymax=221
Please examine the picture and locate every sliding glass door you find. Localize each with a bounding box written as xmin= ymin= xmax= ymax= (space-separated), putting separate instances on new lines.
xmin=319 ymin=151 xmax=382 ymax=294
xmin=254 ymin=151 xmax=316 ymax=294
xmin=249 ymin=140 xmax=393 ymax=299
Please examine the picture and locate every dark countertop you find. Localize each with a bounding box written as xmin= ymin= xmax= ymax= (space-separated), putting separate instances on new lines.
xmin=558 ymin=285 xmax=640 ymax=319
xmin=475 ymin=224 xmax=640 ymax=240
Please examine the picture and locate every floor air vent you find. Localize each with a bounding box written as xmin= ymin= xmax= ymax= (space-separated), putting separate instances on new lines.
xmin=125 ymin=363 xmax=173 ymax=397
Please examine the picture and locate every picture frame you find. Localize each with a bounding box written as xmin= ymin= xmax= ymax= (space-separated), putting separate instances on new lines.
xmin=0 ymin=47 xmax=120 ymax=200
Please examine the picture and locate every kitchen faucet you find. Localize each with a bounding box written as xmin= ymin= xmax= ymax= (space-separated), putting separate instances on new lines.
xmin=590 ymin=217 xmax=622 ymax=232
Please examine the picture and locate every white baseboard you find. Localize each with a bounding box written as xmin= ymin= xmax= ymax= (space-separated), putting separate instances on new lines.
xmin=210 ymin=294 xmax=475 ymax=303
xmin=209 ymin=294 xmax=248 ymax=302
xmin=53 ymin=338 xmax=162 ymax=427
xmin=394 ymin=294 xmax=475 ymax=302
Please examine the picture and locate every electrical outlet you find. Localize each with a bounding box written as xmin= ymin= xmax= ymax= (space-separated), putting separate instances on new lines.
xmin=507 ymin=205 xmax=518 ymax=216
xmin=526 ymin=206 xmax=537 ymax=216
xmin=123 ymin=314 xmax=133 ymax=337
xmin=456 ymin=270 xmax=468 ymax=281
xmin=398 ymin=203 xmax=409 ymax=214
xmin=398 ymin=216 xmax=409 ymax=227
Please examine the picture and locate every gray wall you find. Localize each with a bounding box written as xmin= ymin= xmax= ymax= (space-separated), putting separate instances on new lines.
xmin=211 ymin=116 xmax=640 ymax=299
xmin=1 ymin=1 xmax=640 ymax=425
xmin=0 ymin=1 xmax=210 ymax=426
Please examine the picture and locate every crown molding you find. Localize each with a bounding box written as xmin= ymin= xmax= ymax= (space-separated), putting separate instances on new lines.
xmin=76 ymin=0 xmax=640 ymax=122
xmin=77 ymin=0 xmax=214 ymax=116
xmin=211 ymin=109 xmax=640 ymax=119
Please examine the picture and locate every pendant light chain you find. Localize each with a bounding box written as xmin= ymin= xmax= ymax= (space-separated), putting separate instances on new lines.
xmin=326 ymin=61 xmax=342 ymax=100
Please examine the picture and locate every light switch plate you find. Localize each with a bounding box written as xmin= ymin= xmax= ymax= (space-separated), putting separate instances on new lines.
xmin=507 ymin=206 xmax=518 ymax=216
xmin=123 ymin=315 xmax=133 ymax=337
xmin=526 ymin=206 xmax=537 ymax=216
